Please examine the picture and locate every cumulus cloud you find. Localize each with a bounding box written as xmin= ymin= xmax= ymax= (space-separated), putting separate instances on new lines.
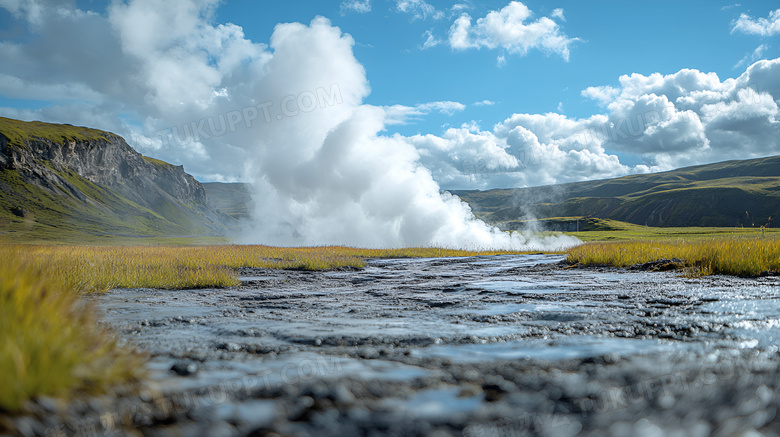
xmin=731 ymin=8 xmax=780 ymax=36
xmin=448 ymin=1 xmax=577 ymax=61
xmin=404 ymin=59 xmax=780 ymax=190
xmin=405 ymin=112 xmax=637 ymax=190
xmin=581 ymin=86 xmax=619 ymax=106
xmin=573 ymin=60 xmax=780 ymax=169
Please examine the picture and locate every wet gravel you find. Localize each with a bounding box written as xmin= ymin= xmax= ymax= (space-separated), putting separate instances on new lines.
xmin=4 ymin=254 xmax=780 ymax=436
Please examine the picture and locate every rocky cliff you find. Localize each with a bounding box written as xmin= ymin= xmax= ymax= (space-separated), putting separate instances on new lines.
xmin=0 ymin=117 xmax=231 ymax=240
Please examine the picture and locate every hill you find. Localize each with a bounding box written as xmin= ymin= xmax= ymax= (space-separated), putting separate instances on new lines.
xmin=0 ymin=117 xmax=231 ymax=242
xmin=451 ymin=156 xmax=780 ymax=229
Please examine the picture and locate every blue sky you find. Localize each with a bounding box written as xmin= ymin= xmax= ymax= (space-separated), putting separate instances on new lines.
xmin=1 ymin=1 xmax=780 ymax=190
xmin=209 ymin=0 xmax=779 ymax=135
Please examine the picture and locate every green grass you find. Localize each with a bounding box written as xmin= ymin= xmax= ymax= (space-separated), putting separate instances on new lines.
xmin=142 ymin=155 xmax=175 ymax=168
xmin=0 ymin=117 xmax=109 ymax=148
xmin=557 ymin=218 xmax=780 ymax=242
xmin=0 ymin=255 xmax=143 ymax=412
xmin=0 ymin=168 xmax=217 ymax=243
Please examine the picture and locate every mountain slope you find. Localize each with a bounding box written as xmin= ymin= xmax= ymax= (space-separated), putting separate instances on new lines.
xmin=452 ymin=156 xmax=780 ymax=228
xmin=202 ymin=182 xmax=253 ymax=220
xmin=0 ymin=117 xmax=230 ymax=241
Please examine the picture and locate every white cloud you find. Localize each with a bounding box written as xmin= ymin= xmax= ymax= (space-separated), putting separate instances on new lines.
xmin=734 ymin=43 xmax=768 ymax=69
xmin=384 ymin=101 xmax=466 ymax=125
xmin=551 ymin=8 xmax=565 ymax=21
xmin=474 ymin=100 xmax=496 ymax=106
xmin=496 ymin=55 xmax=506 ymax=67
xmin=575 ymin=59 xmax=780 ymax=169
xmin=731 ymin=8 xmax=780 ymax=36
xmin=402 ymin=58 xmax=780 ymax=191
xmin=406 ymin=111 xmax=637 ymax=190
xmin=581 ymin=86 xmax=619 ymax=106
xmin=420 ymin=30 xmax=440 ymax=50
xmin=448 ymin=1 xmax=578 ymax=61
xmin=341 ymin=0 xmax=371 ymax=13
xmin=394 ymin=0 xmax=443 ymax=20
xmin=451 ymin=4 xmax=470 ymax=13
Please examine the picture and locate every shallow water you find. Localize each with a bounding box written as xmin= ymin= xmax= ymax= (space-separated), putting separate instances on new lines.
xmin=71 ymin=255 xmax=780 ymax=435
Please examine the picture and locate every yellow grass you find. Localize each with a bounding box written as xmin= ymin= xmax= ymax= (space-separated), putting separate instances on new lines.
xmin=0 ymin=257 xmax=143 ymax=412
xmin=566 ymin=237 xmax=780 ymax=276
xmin=2 ymin=245 xmax=529 ymax=292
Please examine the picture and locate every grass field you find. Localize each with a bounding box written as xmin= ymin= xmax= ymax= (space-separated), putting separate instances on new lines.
xmin=0 ymin=257 xmax=144 ymax=412
xmin=560 ymin=219 xmax=780 ymax=276
xmin=1 ymin=245 xmax=533 ymax=292
xmin=568 ymin=223 xmax=780 ymax=242
xmin=567 ymin=238 xmax=780 ymax=276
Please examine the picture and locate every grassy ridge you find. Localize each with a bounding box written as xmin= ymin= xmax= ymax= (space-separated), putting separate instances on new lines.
xmin=567 ymin=237 xmax=780 ymax=276
xmin=0 ymin=117 xmax=109 ymax=148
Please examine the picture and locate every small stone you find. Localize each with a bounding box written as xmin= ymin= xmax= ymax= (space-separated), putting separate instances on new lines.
xmin=170 ymin=361 xmax=199 ymax=376
xmin=218 ymin=342 xmax=241 ymax=352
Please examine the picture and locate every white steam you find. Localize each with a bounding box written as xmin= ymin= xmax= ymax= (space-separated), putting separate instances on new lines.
xmin=238 ymin=18 xmax=579 ymax=250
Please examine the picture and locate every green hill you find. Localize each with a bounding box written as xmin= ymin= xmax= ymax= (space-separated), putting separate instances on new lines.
xmin=0 ymin=117 xmax=230 ymax=242
xmin=451 ymin=156 xmax=780 ymax=229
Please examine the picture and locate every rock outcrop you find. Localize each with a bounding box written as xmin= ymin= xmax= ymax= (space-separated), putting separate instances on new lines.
xmin=0 ymin=117 xmax=231 ymax=239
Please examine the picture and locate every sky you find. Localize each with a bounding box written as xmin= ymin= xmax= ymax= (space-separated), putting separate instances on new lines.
xmin=0 ymin=0 xmax=780 ymax=194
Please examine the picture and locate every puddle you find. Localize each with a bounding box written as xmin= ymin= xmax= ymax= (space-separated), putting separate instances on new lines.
xmin=473 ymin=280 xmax=577 ymax=294
xmin=413 ymin=336 xmax=675 ymax=362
